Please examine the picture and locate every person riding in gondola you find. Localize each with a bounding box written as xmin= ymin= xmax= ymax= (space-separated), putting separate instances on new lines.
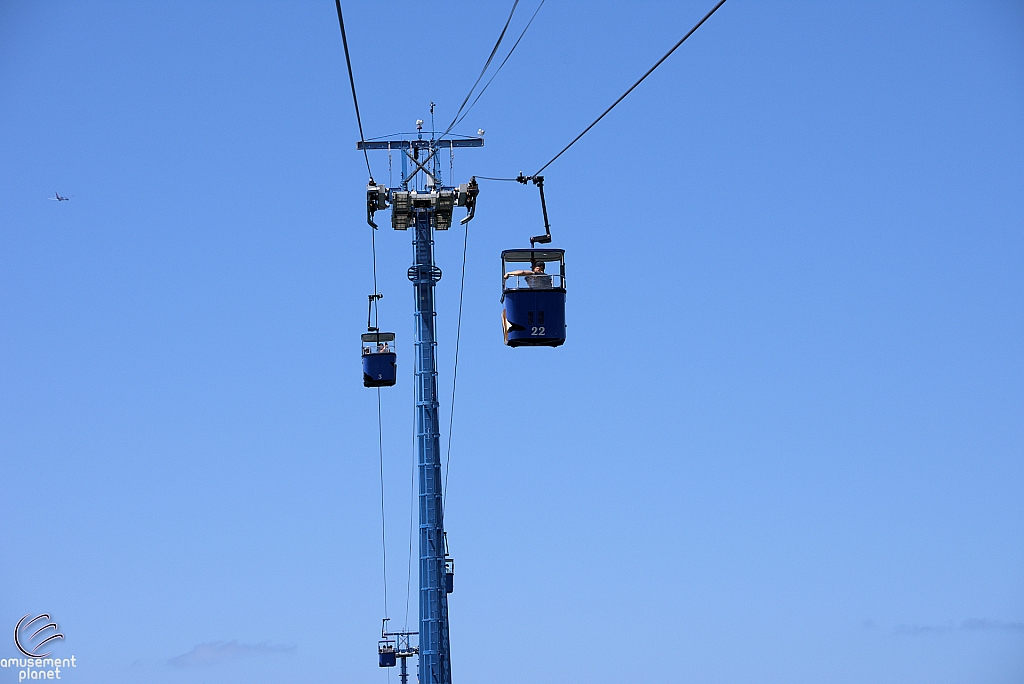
xmin=503 ymin=261 xmax=552 ymax=289
xmin=361 ymin=331 xmax=397 ymax=387
xmin=362 ymin=342 xmax=389 ymax=355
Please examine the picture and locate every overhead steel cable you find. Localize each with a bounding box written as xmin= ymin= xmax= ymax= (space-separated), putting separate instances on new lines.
xmin=376 ymin=387 xmax=389 ymax=619
xmin=408 ymin=0 xmax=523 ymax=179
xmin=404 ymin=365 xmax=416 ymax=631
xmin=334 ymin=0 xmax=374 ymax=180
xmin=337 ymin=0 xmax=388 ymax=621
xmin=532 ymin=0 xmax=728 ymax=177
xmin=370 ymin=233 xmax=385 ymax=621
xmin=370 ymin=154 xmax=387 ymax=624
xmin=450 ymin=0 xmax=546 ymax=132
xmin=442 ymin=220 xmax=470 ymax=509
xmin=443 ymin=0 xmax=521 ymax=137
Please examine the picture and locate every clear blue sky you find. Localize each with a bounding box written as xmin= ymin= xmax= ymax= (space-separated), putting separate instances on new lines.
xmin=1 ymin=2 xmax=1022 ymax=683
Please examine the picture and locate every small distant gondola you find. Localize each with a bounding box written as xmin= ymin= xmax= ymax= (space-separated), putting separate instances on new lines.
xmin=445 ymin=557 xmax=455 ymax=594
xmin=362 ymin=332 xmax=397 ymax=387
xmin=501 ymin=248 xmax=566 ymax=347
xmin=378 ymin=637 xmax=397 ymax=668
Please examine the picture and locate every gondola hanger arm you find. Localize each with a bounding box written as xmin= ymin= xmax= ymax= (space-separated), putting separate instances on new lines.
xmin=367 ymin=292 xmax=383 ymax=332
xmin=516 ymin=173 xmax=552 ymax=246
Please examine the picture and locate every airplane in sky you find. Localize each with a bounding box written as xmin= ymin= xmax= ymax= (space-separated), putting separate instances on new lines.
xmin=47 ymin=192 xmax=71 ymax=201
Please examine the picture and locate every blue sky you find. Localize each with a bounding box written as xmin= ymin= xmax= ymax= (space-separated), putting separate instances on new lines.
xmin=1 ymin=1 xmax=1022 ymax=683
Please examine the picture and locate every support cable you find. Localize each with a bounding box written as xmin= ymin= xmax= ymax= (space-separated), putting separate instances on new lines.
xmin=334 ymin=0 xmax=374 ymax=180
xmin=405 ymin=0 xmax=524 ymax=179
xmin=444 ymin=0 xmax=520 ymax=136
xmin=376 ymin=387 xmax=389 ymax=619
xmin=370 ymin=200 xmax=385 ymax=622
xmin=404 ymin=350 xmax=417 ymax=631
xmin=343 ymin=0 xmax=384 ymax=617
xmin=450 ymin=0 xmax=546 ymax=132
xmin=442 ymin=219 xmax=470 ymax=508
xmin=532 ymin=0 xmax=727 ymax=176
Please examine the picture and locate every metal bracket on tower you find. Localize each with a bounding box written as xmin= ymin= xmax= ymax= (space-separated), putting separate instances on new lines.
xmin=458 ymin=177 xmax=479 ymax=225
xmin=407 ymin=265 xmax=442 ymax=283
xmin=367 ymin=180 xmax=388 ymax=229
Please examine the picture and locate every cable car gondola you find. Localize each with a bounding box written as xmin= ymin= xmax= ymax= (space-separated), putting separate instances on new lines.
xmin=362 ymin=332 xmax=397 ymax=387
xmin=445 ymin=557 xmax=455 ymax=594
xmin=361 ymin=293 xmax=397 ymax=387
xmin=500 ymin=174 xmax=566 ymax=347
xmin=378 ymin=638 xmax=397 ymax=668
xmin=501 ymin=249 xmax=566 ymax=347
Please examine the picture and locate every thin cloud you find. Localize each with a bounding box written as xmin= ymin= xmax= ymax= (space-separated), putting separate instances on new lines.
xmin=894 ymin=619 xmax=1024 ymax=636
xmin=168 ymin=640 xmax=295 ymax=668
xmin=961 ymin=619 xmax=1024 ymax=633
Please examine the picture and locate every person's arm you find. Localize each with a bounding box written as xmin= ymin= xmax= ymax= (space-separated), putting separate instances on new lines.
xmin=504 ymin=269 xmax=532 ymax=279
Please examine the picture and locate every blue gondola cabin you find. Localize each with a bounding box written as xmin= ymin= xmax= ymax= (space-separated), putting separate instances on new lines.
xmin=501 ymin=249 xmax=566 ymax=347
xmin=362 ymin=332 xmax=397 ymax=387
xmin=378 ymin=640 xmax=396 ymax=668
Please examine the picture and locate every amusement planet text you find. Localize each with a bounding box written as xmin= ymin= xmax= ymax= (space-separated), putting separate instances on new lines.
xmin=0 ymin=656 xmax=77 ymax=680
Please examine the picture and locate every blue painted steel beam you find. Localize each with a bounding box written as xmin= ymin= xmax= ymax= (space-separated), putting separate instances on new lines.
xmin=357 ymin=138 xmax=484 ymax=150
xmin=410 ymin=207 xmax=451 ymax=684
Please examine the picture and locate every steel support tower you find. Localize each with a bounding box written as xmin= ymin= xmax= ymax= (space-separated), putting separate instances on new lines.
xmin=411 ymin=205 xmax=449 ymax=684
xmin=360 ymin=129 xmax=481 ymax=684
